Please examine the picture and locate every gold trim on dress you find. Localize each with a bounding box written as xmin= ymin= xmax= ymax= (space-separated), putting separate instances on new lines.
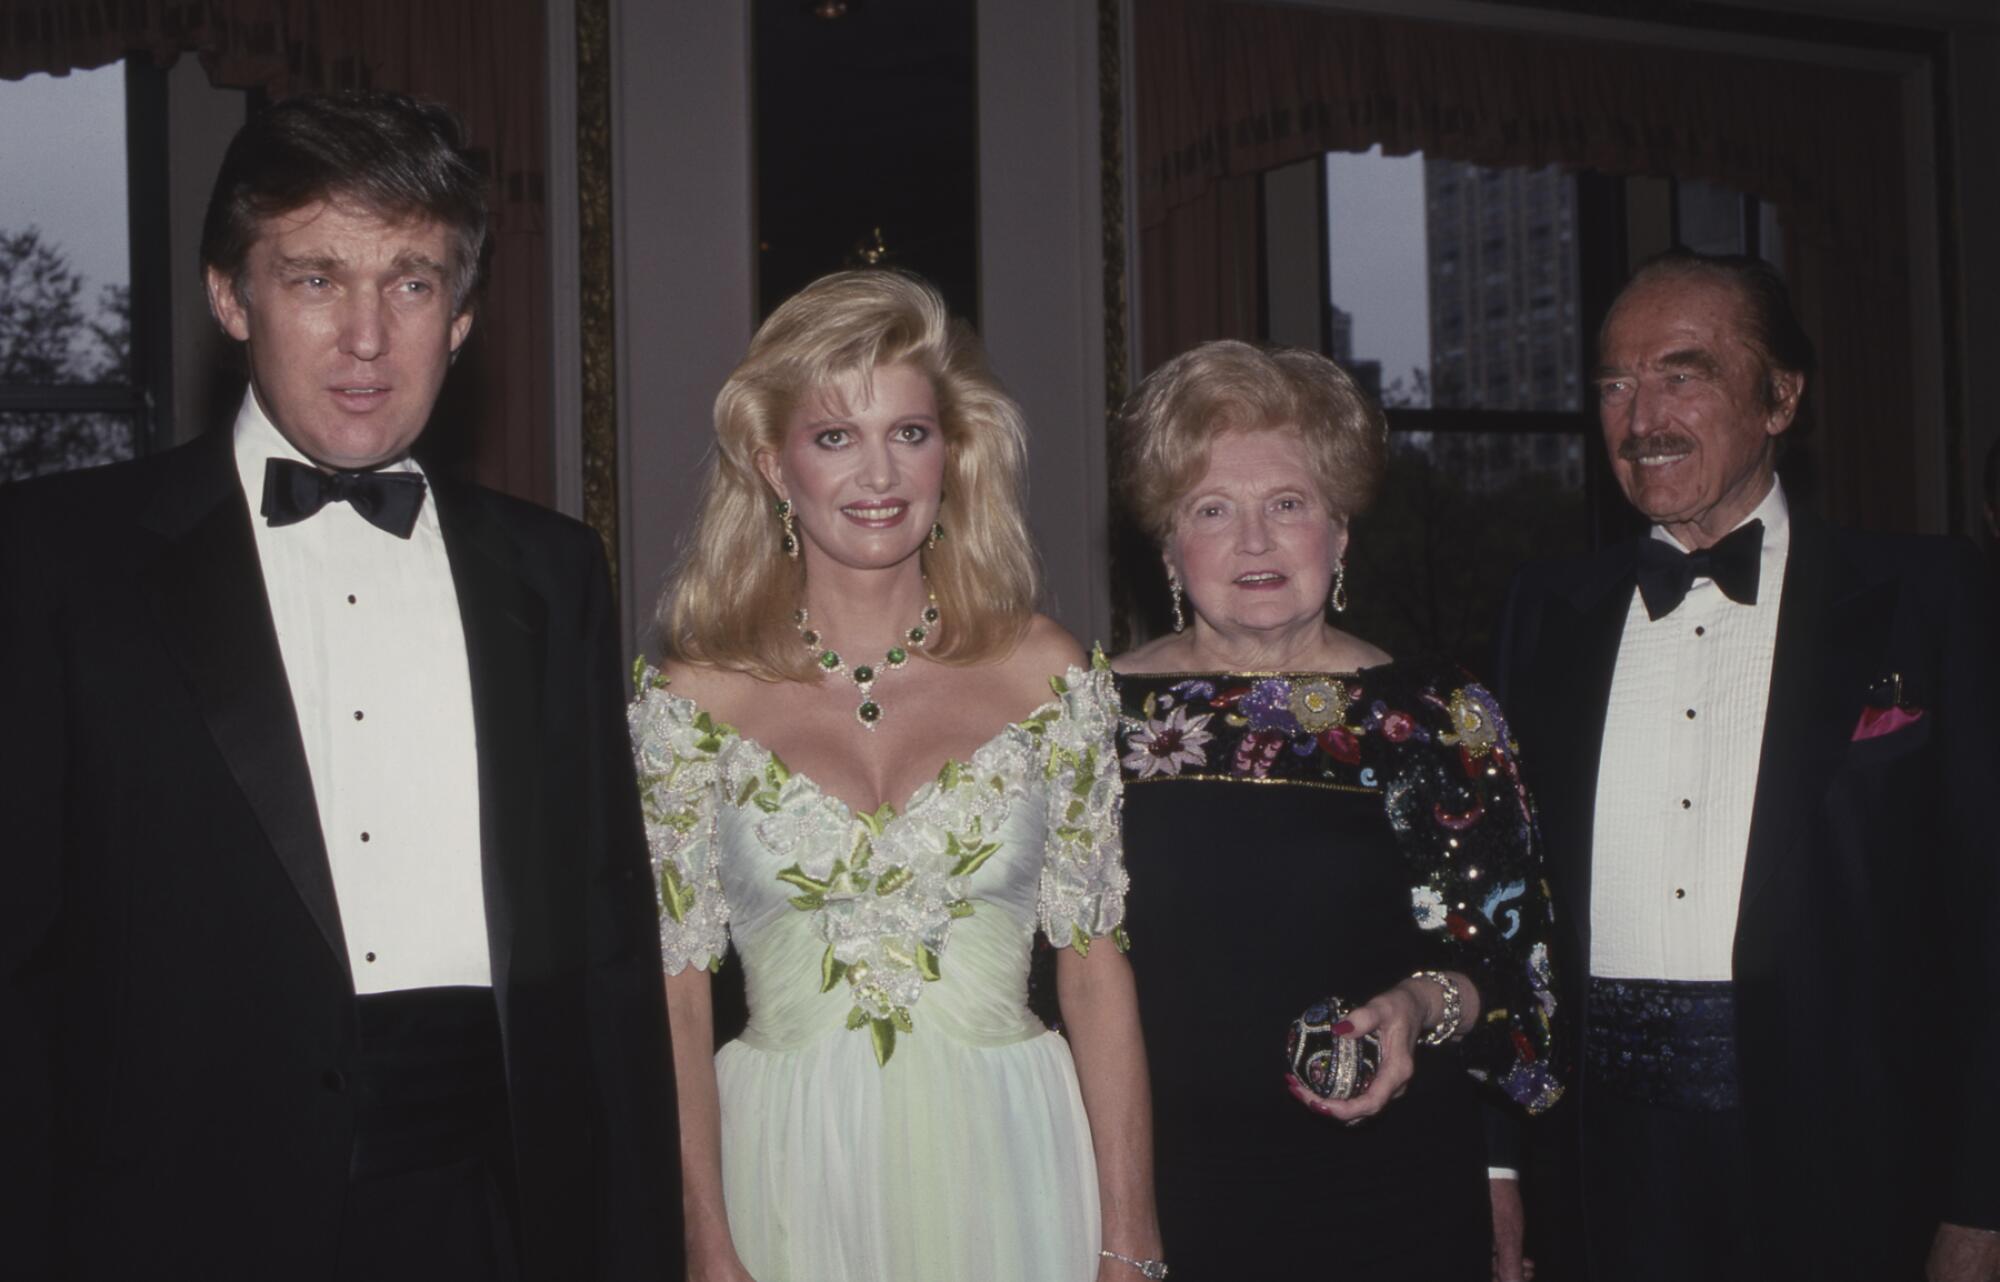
xmin=1122 ymin=773 xmax=1377 ymax=795
xmin=1110 ymin=668 xmax=1379 ymax=680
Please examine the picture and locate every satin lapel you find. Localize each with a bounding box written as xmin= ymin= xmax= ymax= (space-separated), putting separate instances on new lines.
xmin=139 ymin=434 xmax=350 ymax=973
xmin=433 ymin=482 xmax=547 ymax=1012
xmin=1736 ymin=511 xmax=1895 ymax=927
xmin=1531 ymin=544 xmax=1642 ymax=959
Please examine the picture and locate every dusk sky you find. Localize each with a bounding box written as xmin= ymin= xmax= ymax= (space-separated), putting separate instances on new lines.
xmin=1324 ymin=146 xmax=1431 ymax=393
xmin=0 ymin=65 xmax=130 ymax=307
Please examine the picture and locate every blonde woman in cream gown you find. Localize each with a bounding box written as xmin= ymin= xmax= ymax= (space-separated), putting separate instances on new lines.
xmin=630 ymin=270 xmax=1160 ymax=1282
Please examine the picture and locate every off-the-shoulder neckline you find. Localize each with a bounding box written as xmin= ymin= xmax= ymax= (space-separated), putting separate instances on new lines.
xmin=1109 ymin=662 xmax=1401 ymax=680
xmin=638 ymin=661 xmax=1101 ymax=824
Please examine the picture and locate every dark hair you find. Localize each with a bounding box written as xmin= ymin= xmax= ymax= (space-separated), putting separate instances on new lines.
xmin=200 ymin=92 xmax=489 ymax=311
xmin=1985 ymin=437 xmax=2000 ymax=509
xmin=1607 ymin=248 xmax=1816 ymax=410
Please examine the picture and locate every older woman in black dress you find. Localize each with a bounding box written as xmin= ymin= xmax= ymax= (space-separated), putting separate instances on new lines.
xmin=1111 ymin=341 xmax=1561 ymax=1280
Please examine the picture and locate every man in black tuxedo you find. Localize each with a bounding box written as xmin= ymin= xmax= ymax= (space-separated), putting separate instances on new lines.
xmin=1494 ymin=251 xmax=2000 ymax=1281
xmin=0 ymin=93 xmax=679 ymax=1280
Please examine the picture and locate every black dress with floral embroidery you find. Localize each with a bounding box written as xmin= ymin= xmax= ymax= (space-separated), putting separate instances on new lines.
xmin=1115 ymin=661 xmax=1560 ymax=1280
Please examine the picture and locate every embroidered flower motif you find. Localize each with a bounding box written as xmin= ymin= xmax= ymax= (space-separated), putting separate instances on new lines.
xmin=755 ymin=793 xmax=856 ymax=882
xmin=783 ymin=661 xmax=1126 ymax=1067
xmin=1317 ymin=727 xmax=1361 ymax=765
xmin=629 ymin=680 xmax=737 ymax=975
xmin=1528 ymin=941 xmax=1556 ymax=1016
xmin=1122 ymin=703 xmax=1214 ymax=778
xmin=1433 ymin=795 xmax=1485 ymax=832
xmin=773 ymin=764 xmax=1020 ymax=1067
xmin=1288 ymin=678 xmax=1350 ymax=733
xmin=1232 ymin=730 xmax=1286 ymax=778
xmin=1240 ymin=678 xmax=1302 ymax=735
xmin=1439 ymin=685 xmax=1504 ymax=755
xmin=1038 ymin=662 xmax=1132 ymax=956
xmin=1502 ymin=1058 xmax=1564 ymax=1114
xmin=1113 ymin=663 xmax=1563 ymax=1116
xmin=1412 ymin=883 xmax=1448 ymax=930
xmin=1480 ymin=878 xmax=1529 ymax=939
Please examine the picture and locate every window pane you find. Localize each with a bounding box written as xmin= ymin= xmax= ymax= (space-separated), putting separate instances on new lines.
xmin=1345 ymin=430 xmax=1590 ymax=673
xmin=1 ymin=410 xmax=142 ymax=481
xmin=1676 ymin=180 xmax=1747 ymax=257
xmin=1326 ymin=148 xmax=1582 ymax=412
xmin=0 ymin=65 xmax=131 ymax=388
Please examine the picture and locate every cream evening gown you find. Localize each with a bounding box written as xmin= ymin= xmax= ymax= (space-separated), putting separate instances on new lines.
xmin=629 ymin=660 xmax=1129 ymax=1282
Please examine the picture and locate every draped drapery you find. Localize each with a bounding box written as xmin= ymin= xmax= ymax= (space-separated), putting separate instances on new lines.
xmin=1 ymin=0 xmax=553 ymax=507
xmin=1134 ymin=0 xmax=1921 ymax=531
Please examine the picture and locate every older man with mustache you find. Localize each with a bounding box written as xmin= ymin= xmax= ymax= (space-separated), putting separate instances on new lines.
xmin=1492 ymin=250 xmax=2000 ymax=1282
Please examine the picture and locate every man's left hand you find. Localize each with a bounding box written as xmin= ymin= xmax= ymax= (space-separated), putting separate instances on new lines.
xmin=1930 ymin=1223 xmax=2000 ymax=1282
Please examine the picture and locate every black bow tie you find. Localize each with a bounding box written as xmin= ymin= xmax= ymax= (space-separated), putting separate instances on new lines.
xmin=260 ymin=457 xmax=428 ymax=539
xmin=1634 ymin=519 xmax=1764 ymax=620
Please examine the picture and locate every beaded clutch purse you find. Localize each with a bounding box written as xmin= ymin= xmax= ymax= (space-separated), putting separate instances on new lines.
xmin=1286 ymin=997 xmax=1381 ymax=1101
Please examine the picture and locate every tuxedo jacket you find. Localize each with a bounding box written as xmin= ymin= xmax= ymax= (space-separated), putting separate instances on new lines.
xmin=0 ymin=430 xmax=682 ymax=1280
xmin=1494 ymin=505 xmax=2000 ymax=1276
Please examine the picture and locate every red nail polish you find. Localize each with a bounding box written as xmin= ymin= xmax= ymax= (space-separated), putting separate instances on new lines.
xmin=1331 ymin=1020 xmax=1355 ymax=1036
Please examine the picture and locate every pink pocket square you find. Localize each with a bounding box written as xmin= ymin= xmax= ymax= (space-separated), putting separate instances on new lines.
xmin=1852 ymin=703 xmax=1924 ymax=742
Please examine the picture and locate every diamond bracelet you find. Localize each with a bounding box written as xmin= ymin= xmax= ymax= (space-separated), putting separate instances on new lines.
xmin=1412 ymin=968 xmax=1464 ymax=1046
xmin=1100 ymin=1248 xmax=1170 ymax=1279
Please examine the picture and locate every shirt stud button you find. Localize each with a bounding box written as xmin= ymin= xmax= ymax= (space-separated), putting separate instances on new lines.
xmin=1681 ymin=798 xmax=1692 ymax=810
xmin=365 ymin=951 xmax=377 ymax=962
xmin=353 ymin=710 xmax=364 ymax=721
xmin=347 ymin=594 xmax=357 ymax=605
xmin=1685 ymin=708 xmax=1697 ymax=719
xmin=1674 ymin=888 xmax=1687 ymax=899
xmin=360 ymin=832 xmax=370 ymax=843
xmin=1694 ymin=625 xmax=1706 ymax=637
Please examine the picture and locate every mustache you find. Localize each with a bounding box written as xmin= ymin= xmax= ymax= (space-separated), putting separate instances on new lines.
xmin=1619 ymin=434 xmax=1696 ymax=462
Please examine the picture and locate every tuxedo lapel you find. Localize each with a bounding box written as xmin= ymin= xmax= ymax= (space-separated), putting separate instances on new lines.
xmin=1735 ymin=510 xmax=1895 ymax=930
xmin=1530 ymin=542 xmax=1641 ymax=953
xmin=139 ymin=434 xmax=350 ymax=975
xmin=434 ymin=481 xmax=548 ymax=1016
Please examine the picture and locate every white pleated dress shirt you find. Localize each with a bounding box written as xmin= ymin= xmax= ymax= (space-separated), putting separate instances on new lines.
xmin=232 ymin=393 xmax=492 ymax=993
xmin=1589 ymin=480 xmax=1790 ymax=981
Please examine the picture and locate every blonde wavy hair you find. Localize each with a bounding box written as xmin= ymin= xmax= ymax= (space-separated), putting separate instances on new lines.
xmin=659 ymin=269 xmax=1038 ymax=681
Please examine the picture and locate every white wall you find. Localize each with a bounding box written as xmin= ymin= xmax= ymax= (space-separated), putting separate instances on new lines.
xmin=611 ymin=1 xmax=757 ymax=657
xmin=976 ymin=0 xmax=1113 ymax=643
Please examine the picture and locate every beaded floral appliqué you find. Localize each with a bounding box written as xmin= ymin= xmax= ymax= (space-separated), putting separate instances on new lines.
xmin=630 ymin=656 xmax=1129 ymax=1067
xmin=628 ymin=661 xmax=734 ymax=976
xmin=771 ymin=744 xmax=1028 ymax=1067
xmin=1114 ymin=665 xmax=1564 ymax=1115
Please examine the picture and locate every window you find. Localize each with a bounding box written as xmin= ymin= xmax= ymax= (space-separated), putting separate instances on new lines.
xmin=1315 ymin=147 xmax=1596 ymax=667
xmin=1674 ymin=176 xmax=1783 ymax=265
xmin=1 ymin=61 xmax=168 ymax=483
xmin=1300 ymin=147 xmax=1785 ymax=666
